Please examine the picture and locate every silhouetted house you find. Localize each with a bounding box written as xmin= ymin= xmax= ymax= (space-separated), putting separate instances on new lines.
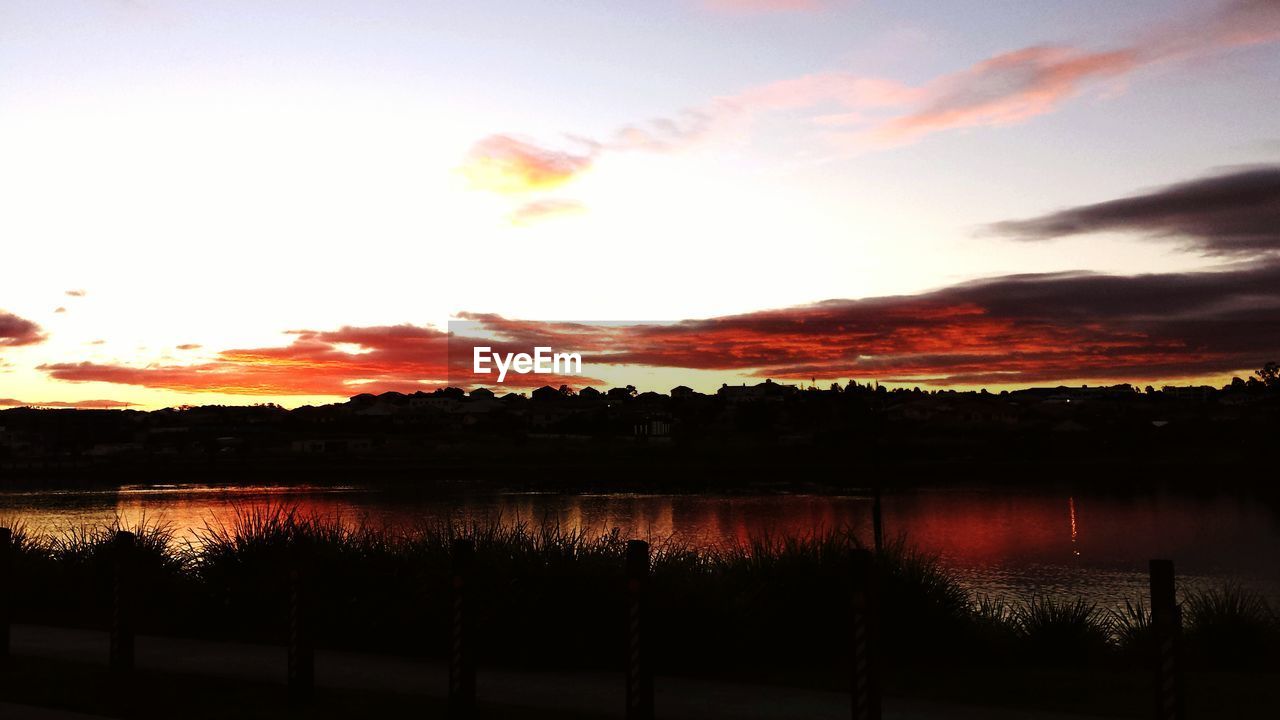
xmin=1015 ymin=384 xmax=1136 ymax=405
xmin=531 ymin=385 xmax=562 ymax=402
xmin=606 ymin=386 xmax=637 ymax=402
xmin=353 ymin=394 xmax=408 ymax=416
xmin=670 ymin=385 xmax=696 ymax=399
xmin=470 ymin=387 xmax=495 ymax=400
xmin=1161 ymin=385 xmax=1215 ymax=401
xmin=578 ymin=386 xmax=602 ymax=399
xmin=717 ymin=378 xmax=796 ymax=403
xmin=633 ymin=391 xmax=668 ymax=411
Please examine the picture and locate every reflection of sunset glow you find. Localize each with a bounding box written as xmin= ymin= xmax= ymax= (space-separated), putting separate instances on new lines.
xmin=1069 ymin=496 xmax=1080 ymax=556
xmin=3 ymin=486 xmax=1278 ymax=608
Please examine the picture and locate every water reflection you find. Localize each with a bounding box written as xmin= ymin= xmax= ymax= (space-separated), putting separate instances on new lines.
xmin=1 ymin=485 xmax=1276 ymax=608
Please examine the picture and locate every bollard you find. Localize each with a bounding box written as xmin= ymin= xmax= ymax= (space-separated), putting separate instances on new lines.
xmin=625 ymin=540 xmax=653 ymax=720
xmin=1149 ymin=559 xmax=1185 ymax=720
xmin=110 ymin=530 xmax=135 ymax=673
xmin=449 ymin=538 xmax=476 ymax=718
xmin=0 ymin=527 xmax=10 ymax=658
xmin=850 ymin=548 xmax=881 ymax=720
xmin=871 ymin=487 xmax=884 ymax=555
xmin=288 ymin=552 xmax=315 ymax=706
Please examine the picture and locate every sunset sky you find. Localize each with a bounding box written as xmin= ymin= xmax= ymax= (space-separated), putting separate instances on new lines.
xmin=3 ymin=0 xmax=1280 ymax=408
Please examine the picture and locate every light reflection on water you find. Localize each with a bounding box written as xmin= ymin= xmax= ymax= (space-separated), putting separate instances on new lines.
xmin=1 ymin=484 xmax=1276 ymax=608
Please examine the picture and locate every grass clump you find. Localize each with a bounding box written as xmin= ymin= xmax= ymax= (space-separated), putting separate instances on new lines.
xmin=1011 ymin=597 xmax=1114 ymax=666
xmin=1182 ymin=585 xmax=1278 ymax=668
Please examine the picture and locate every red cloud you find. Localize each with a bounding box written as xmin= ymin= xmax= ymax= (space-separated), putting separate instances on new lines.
xmin=40 ymin=324 xmax=605 ymax=397
xmin=1 ymin=311 xmax=46 ymax=347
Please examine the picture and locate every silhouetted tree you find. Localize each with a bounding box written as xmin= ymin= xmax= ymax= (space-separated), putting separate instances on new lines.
xmin=1258 ymin=362 xmax=1279 ymax=389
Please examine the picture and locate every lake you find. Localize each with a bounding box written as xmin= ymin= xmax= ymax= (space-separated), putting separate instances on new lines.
xmin=1 ymin=483 xmax=1276 ymax=608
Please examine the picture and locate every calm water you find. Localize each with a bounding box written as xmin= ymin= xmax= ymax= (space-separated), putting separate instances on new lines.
xmin=1 ymin=484 xmax=1277 ymax=608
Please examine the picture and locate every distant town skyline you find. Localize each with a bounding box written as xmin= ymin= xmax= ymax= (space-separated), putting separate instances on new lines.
xmin=3 ymin=0 xmax=1280 ymax=408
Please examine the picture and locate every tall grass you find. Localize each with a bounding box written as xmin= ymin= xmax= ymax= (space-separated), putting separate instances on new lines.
xmin=1182 ymin=585 xmax=1279 ymax=668
xmin=1011 ymin=597 xmax=1114 ymax=665
xmin=0 ymin=507 xmax=1275 ymax=672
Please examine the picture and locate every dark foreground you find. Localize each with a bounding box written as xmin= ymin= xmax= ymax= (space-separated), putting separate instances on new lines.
xmin=2 ymin=625 xmax=1278 ymax=719
xmin=1 ymin=512 xmax=1278 ymax=718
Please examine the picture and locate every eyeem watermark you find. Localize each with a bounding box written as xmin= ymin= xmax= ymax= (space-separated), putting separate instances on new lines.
xmin=473 ymin=346 xmax=582 ymax=383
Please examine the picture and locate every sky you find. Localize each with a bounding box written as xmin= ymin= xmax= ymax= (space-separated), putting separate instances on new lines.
xmin=2 ymin=0 xmax=1280 ymax=408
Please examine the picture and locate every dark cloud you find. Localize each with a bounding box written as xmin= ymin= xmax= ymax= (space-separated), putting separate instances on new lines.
xmin=0 ymin=312 xmax=46 ymax=347
xmin=453 ymin=260 xmax=1280 ymax=385
xmin=988 ymin=166 xmax=1280 ymax=256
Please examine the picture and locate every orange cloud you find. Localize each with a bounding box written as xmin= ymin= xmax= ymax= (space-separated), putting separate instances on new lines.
xmin=462 ymin=135 xmax=594 ymax=194
xmin=509 ymin=199 xmax=586 ymax=225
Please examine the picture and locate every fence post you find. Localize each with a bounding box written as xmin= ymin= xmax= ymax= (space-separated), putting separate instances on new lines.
xmin=625 ymin=540 xmax=653 ymax=720
xmin=1149 ymin=559 xmax=1185 ymax=720
xmin=288 ymin=549 xmax=314 ymax=706
xmin=0 ymin=527 xmax=10 ymax=658
xmin=871 ymin=487 xmax=884 ymax=554
xmin=851 ymin=548 xmax=881 ymax=720
xmin=449 ymin=538 xmax=476 ymax=718
xmin=110 ymin=530 xmax=135 ymax=673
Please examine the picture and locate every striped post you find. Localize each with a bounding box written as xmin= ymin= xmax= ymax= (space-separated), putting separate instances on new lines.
xmin=449 ymin=538 xmax=476 ymax=718
xmin=871 ymin=487 xmax=884 ymax=554
xmin=1149 ymin=559 xmax=1185 ymax=720
xmin=288 ymin=552 xmax=314 ymax=706
xmin=851 ymin=548 xmax=881 ymax=720
xmin=0 ymin=527 xmax=10 ymax=658
xmin=109 ymin=530 xmax=135 ymax=673
xmin=625 ymin=540 xmax=653 ymax=720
